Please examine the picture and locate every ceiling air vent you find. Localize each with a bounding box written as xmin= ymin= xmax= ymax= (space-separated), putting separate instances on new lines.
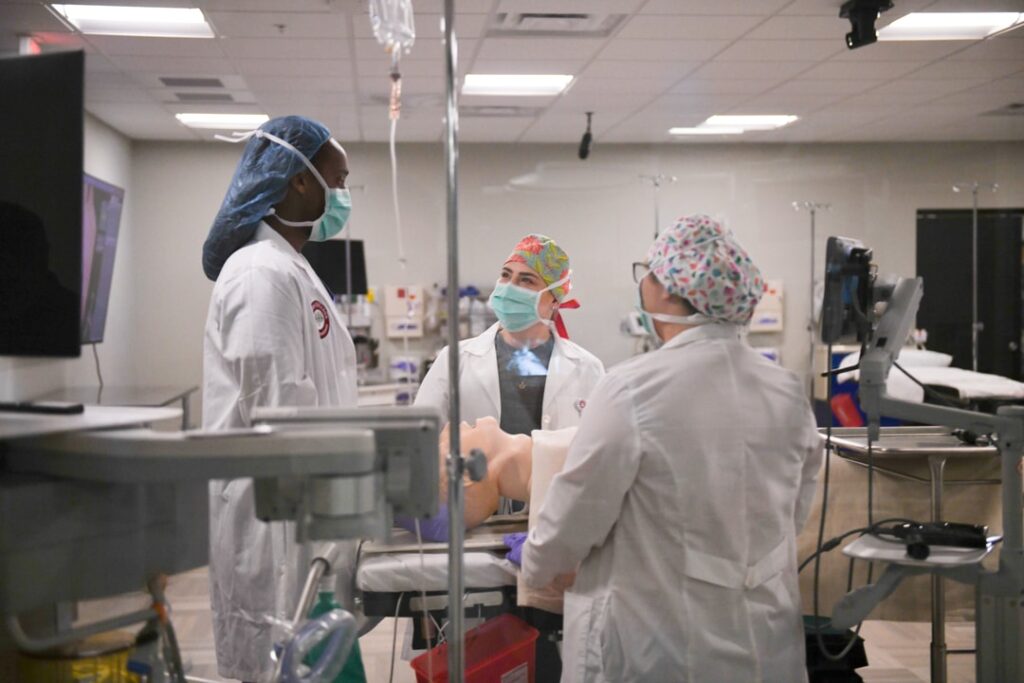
xmin=159 ymin=76 xmax=224 ymax=88
xmin=460 ymin=105 xmax=543 ymax=118
xmin=982 ymin=102 xmax=1024 ymax=117
xmin=488 ymin=12 xmax=625 ymax=38
xmin=176 ymin=92 xmax=234 ymax=103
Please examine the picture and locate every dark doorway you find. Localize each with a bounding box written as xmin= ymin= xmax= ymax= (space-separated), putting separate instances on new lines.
xmin=916 ymin=209 xmax=1023 ymax=380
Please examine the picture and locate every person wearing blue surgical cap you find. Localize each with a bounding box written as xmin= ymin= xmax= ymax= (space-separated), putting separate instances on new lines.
xmin=201 ymin=116 xmax=365 ymax=683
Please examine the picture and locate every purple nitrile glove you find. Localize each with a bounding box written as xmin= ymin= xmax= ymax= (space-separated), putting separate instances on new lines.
xmin=503 ymin=532 xmax=527 ymax=567
xmin=394 ymin=505 xmax=450 ymax=542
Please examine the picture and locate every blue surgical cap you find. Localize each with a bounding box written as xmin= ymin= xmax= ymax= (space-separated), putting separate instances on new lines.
xmin=201 ymin=115 xmax=331 ymax=281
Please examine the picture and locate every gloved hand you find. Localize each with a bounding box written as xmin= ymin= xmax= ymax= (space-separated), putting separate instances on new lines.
xmin=394 ymin=505 xmax=450 ymax=543
xmin=503 ymin=532 xmax=528 ymax=567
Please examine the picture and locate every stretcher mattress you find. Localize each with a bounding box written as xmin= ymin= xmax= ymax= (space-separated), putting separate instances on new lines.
xmin=356 ymin=551 xmax=517 ymax=592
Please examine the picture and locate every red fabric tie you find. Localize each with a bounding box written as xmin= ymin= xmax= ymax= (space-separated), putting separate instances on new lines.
xmin=553 ymin=299 xmax=580 ymax=339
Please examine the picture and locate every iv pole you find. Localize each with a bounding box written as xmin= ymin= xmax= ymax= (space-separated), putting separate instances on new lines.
xmin=793 ymin=201 xmax=831 ymax=400
xmin=952 ymin=181 xmax=998 ymax=372
xmin=443 ymin=1 xmax=466 ymax=680
xmin=639 ymin=173 xmax=677 ymax=239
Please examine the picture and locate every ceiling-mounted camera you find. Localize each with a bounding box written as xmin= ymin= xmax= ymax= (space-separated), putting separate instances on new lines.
xmin=839 ymin=0 xmax=894 ymax=50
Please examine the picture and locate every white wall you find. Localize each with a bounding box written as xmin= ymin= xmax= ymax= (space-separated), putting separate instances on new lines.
xmin=127 ymin=138 xmax=1024 ymax=406
xmin=0 ymin=114 xmax=135 ymax=401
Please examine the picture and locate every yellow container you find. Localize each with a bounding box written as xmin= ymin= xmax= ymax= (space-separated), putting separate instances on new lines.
xmin=17 ymin=631 xmax=134 ymax=683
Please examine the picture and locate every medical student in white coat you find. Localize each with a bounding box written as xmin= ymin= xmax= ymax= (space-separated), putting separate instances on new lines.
xmin=416 ymin=233 xmax=604 ymax=435
xmin=516 ymin=215 xmax=823 ymax=682
xmin=201 ymin=116 xmax=364 ymax=683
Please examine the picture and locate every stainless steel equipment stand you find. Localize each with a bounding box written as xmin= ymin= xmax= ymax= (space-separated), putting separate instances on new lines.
xmin=793 ymin=201 xmax=831 ymax=399
xmin=829 ymin=426 xmax=1001 ymax=683
xmin=443 ymin=1 xmax=466 ymax=681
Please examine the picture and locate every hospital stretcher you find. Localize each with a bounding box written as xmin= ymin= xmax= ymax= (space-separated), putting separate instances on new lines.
xmin=355 ymin=515 xmax=528 ymax=650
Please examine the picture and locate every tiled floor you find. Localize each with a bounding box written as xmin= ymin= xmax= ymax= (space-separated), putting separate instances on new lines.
xmin=79 ymin=566 xmax=977 ymax=683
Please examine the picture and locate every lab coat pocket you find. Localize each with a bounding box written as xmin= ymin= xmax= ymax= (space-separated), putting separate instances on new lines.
xmin=563 ymin=591 xmax=609 ymax=683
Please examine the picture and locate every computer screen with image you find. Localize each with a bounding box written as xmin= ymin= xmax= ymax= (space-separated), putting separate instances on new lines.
xmin=81 ymin=173 xmax=124 ymax=344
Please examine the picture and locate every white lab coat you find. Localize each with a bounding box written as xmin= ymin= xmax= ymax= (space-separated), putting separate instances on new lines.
xmin=203 ymin=222 xmax=358 ymax=683
xmin=415 ymin=322 xmax=605 ymax=430
xmin=522 ymin=323 xmax=823 ymax=683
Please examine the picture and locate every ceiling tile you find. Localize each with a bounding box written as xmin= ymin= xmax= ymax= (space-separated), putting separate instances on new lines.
xmin=200 ymin=0 xmax=339 ymax=11
xmin=580 ymin=59 xmax=700 ymax=81
xmin=357 ymin=60 xmax=448 ymax=77
xmin=732 ymin=92 xmax=847 ymax=114
xmin=687 ymin=60 xmax=815 ymax=81
xmin=84 ymin=53 xmax=120 ymax=73
xmin=908 ymin=60 xmax=1024 ymax=81
xmin=949 ymin=39 xmax=1024 ymax=61
xmin=222 ymin=37 xmax=349 ymax=60
xmin=351 ymin=12 xmax=488 ymax=40
xmin=568 ymin=77 xmax=680 ymax=97
xmin=639 ymin=0 xmax=791 ymax=15
xmin=84 ymin=36 xmax=226 ymax=58
xmin=669 ymin=78 xmax=779 ymax=95
xmin=233 ymin=58 xmax=352 ymax=78
xmin=713 ymin=39 xmax=843 ymax=62
xmin=617 ymin=14 xmax=763 ymax=40
xmin=856 ymin=78 xmax=984 ymax=101
xmin=0 ymin=2 xmax=72 ymax=34
xmin=245 ymin=74 xmax=355 ymax=93
xmin=781 ymin=0 xmax=933 ymax=16
xmin=599 ymin=39 xmax=730 ymax=61
xmin=799 ymin=60 xmax=927 ymax=80
xmin=475 ymin=37 xmax=605 ymax=63
xmin=206 ymin=11 xmax=349 ymax=39
xmin=110 ymin=55 xmax=238 ymax=76
xmin=354 ymin=37 xmax=462 ymax=62
xmin=830 ymin=41 xmax=967 ymax=62
xmin=85 ymin=85 xmax=159 ymax=105
xmin=767 ymin=78 xmax=882 ymax=95
xmin=85 ymin=102 xmax=198 ymax=141
xmin=744 ymin=16 xmax=849 ymax=40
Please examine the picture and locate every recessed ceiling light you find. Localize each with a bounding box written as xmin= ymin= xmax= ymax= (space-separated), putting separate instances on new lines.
xmin=462 ymin=74 xmax=574 ymax=96
xmin=668 ymin=127 xmax=745 ymax=136
xmin=175 ymin=113 xmax=269 ymax=130
xmin=704 ymin=115 xmax=799 ymax=130
xmin=50 ymin=4 xmax=215 ymax=38
xmin=878 ymin=12 xmax=1023 ymax=41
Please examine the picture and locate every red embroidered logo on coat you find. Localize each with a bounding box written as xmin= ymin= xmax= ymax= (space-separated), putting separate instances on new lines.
xmin=311 ymin=300 xmax=330 ymax=339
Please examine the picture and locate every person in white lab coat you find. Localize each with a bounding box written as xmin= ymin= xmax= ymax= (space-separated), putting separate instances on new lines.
xmin=416 ymin=233 xmax=604 ymax=434
xmin=516 ymin=215 xmax=824 ymax=682
xmin=201 ymin=116 xmax=363 ymax=683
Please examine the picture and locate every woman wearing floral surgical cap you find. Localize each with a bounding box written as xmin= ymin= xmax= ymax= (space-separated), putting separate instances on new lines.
xmin=409 ymin=233 xmax=604 ymax=680
xmin=515 ymin=214 xmax=824 ymax=682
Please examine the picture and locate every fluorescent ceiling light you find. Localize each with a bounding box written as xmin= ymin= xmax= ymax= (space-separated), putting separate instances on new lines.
xmin=175 ymin=113 xmax=269 ymax=130
xmin=462 ymin=74 xmax=573 ymax=96
xmin=878 ymin=12 xmax=1023 ymax=41
xmin=669 ymin=126 xmax=745 ymax=136
xmin=703 ymin=115 xmax=798 ymax=130
xmin=669 ymin=114 xmax=798 ymax=137
xmin=50 ymin=4 xmax=214 ymax=38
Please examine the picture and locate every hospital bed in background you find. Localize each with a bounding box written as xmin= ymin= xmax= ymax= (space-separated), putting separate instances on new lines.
xmin=828 ymin=348 xmax=1024 ymax=426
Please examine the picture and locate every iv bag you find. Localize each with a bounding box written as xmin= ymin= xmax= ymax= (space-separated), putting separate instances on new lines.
xmin=368 ymin=0 xmax=415 ymax=56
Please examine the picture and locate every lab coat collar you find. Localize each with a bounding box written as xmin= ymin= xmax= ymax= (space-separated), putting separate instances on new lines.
xmin=464 ymin=323 xmax=501 ymax=357
xmin=659 ymin=322 xmax=742 ymax=352
xmin=255 ymin=221 xmax=334 ymax=305
xmin=467 ymin=322 xmax=581 ymax=360
xmin=254 ymin=221 xmax=304 ymax=264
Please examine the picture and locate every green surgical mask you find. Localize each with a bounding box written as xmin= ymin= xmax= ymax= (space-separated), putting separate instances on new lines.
xmin=489 ymin=273 xmax=570 ymax=333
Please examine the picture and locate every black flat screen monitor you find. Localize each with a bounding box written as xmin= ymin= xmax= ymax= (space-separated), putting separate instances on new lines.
xmin=81 ymin=174 xmax=124 ymax=344
xmin=0 ymin=51 xmax=84 ymax=358
xmin=302 ymin=239 xmax=368 ymax=297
